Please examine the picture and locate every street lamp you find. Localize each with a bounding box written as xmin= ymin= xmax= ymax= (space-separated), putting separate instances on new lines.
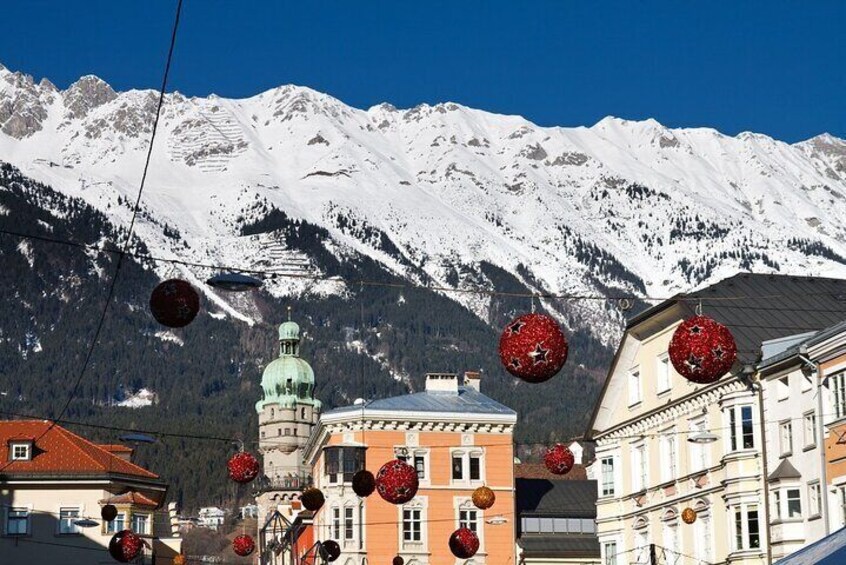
xmin=687 ymin=432 xmax=719 ymax=444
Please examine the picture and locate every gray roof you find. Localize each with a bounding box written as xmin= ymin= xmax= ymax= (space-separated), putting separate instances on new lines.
xmin=324 ymin=386 xmax=516 ymax=417
xmin=774 ymin=526 xmax=846 ymax=565
xmin=518 ymin=536 xmax=601 ymax=558
xmin=769 ymin=458 xmax=801 ymax=482
xmin=516 ymin=479 xmax=598 ymax=517
xmin=628 ymin=273 xmax=846 ymax=364
xmin=760 ymin=319 xmax=846 ymax=370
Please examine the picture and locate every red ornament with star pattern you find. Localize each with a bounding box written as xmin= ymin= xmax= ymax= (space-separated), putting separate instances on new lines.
xmin=108 ymin=530 xmax=143 ymax=562
xmin=499 ymin=313 xmax=568 ymax=383
xmin=227 ymin=451 xmax=260 ymax=484
xmin=150 ymin=279 xmax=200 ymax=328
xmin=449 ymin=527 xmax=480 ymax=558
xmin=375 ymin=459 xmax=419 ymax=505
xmin=544 ymin=443 xmax=575 ymax=475
xmin=232 ymin=534 xmax=255 ymax=556
xmin=668 ymin=315 xmax=737 ymax=384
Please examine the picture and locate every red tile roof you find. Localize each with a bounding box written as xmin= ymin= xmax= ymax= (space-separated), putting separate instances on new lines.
xmin=0 ymin=420 xmax=158 ymax=479
xmin=515 ymin=463 xmax=588 ymax=481
xmin=99 ymin=444 xmax=135 ymax=454
xmin=101 ymin=491 xmax=160 ymax=507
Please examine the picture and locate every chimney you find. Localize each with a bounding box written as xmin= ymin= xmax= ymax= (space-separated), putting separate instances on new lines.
xmin=463 ymin=371 xmax=482 ymax=392
xmin=425 ymin=373 xmax=458 ymax=394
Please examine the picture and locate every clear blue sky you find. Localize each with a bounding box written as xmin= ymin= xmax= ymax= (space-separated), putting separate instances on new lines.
xmin=2 ymin=1 xmax=843 ymax=142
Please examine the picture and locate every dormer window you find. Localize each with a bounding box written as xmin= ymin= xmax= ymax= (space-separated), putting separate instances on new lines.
xmin=10 ymin=441 xmax=32 ymax=461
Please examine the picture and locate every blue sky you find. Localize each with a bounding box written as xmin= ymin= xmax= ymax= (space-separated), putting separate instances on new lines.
xmin=2 ymin=1 xmax=843 ymax=142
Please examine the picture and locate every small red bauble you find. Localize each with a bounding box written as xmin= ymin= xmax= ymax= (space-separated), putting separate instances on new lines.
xmin=393 ymin=556 xmax=405 ymax=565
xmin=544 ymin=443 xmax=575 ymax=475
xmin=375 ymin=459 xmax=419 ymax=504
xmin=682 ymin=507 xmax=697 ymax=524
xmin=108 ymin=530 xmax=143 ymax=563
xmin=321 ymin=540 xmax=341 ymax=562
xmin=499 ymin=313 xmax=568 ymax=383
xmin=449 ymin=527 xmax=480 ymax=558
xmin=668 ymin=315 xmax=737 ymax=384
xmin=352 ymin=469 xmax=376 ymax=497
xmin=101 ymin=504 xmax=118 ymax=522
xmin=300 ymin=487 xmax=325 ymax=512
xmin=233 ymin=534 xmax=255 ymax=556
xmin=228 ymin=451 xmax=260 ymax=484
xmin=150 ymin=279 xmax=200 ymax=328
xmin=472 ymin=486 xmax=496 ymax=510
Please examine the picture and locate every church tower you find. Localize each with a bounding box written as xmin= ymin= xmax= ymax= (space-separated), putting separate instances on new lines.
xmin=255 ymin=309 xmax=322 ymax=522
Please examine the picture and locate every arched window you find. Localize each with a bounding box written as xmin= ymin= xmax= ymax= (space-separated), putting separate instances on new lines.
xmin=270 ymin=408 xmax=275 ymax=419
xmin=301 ymin=407 xmax=306 ymax=419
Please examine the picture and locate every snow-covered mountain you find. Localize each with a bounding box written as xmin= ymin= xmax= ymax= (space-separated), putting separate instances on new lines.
xmin=3 ymin=62 xmax=846 ymax=343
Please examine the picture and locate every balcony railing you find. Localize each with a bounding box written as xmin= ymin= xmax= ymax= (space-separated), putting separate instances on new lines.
xmin=253 ymin=474 xmax=313 ymax=493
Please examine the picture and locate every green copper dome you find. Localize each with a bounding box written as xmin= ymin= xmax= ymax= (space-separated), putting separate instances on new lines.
xmin=255 ymin=316 xmax=322 ymax=413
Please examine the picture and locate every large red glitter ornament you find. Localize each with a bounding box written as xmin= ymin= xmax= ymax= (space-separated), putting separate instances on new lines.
xmin=544 ymin=443 xmax=575 ymax=475
xmin=352 ymin=469 xmax=376 ymax=497
xmin=668 ymin=315 xmax=737 ymax=384
xmin=108 ymin=530 xmax=143 ymax=563
xmin=228 ymin=451 xmax=260 ymax=484
xmin=300 ymin=487 xmax=325 ymax=512
xmin=499 ymin=313 xmax=568 ymax=383
xmin=321 ymin=540 xmax=341 ymax=562
xmin=449 ymin=527 xmax=480 ymax=558
xmin=233 ymin=534 xmax=255 ymax=556
xmin=375 ymin=459 xmax=419 ymax=505
xmin=150 ymin=279 xmax=200 ymax=328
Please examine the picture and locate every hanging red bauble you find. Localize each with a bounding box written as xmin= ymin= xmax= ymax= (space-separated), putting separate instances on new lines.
xmin=322 ymin=540 xmax=341 ymax=562
xmin=352 ymin=469 xmax=376 ymax=497
xmin=227 ymin=451 xmax=260 ymax=484
xmin=108 ymin=530 xmax=143 ymax=563
xmin=375 ymin=459 xmax=419 ymax=504
xmin=150 ymin=279 xmax=200 ymax=328
xmin=668 ymin=315 xmax=737 ymax=384
xmin=498 ymin=313 xmax=568 ymax=383
xmin=449 ymin=527 xmax=480 ymax=558
xmin=681 ymin=507 xmax=697 ymax=524
xmin=101 ymin=504 xmax=118 ymax=522
xmin=472 ymin=486 xmax=496 ymax=510
xmin=393 ymin=556 xmax=405 ymax=565
xmin=232 ymin=534 xmax=255 ymax=556
xmin=544 ymin=443 xmax=575 ymax=475
xmin=300 ymin=487 xmax=325 ymax=512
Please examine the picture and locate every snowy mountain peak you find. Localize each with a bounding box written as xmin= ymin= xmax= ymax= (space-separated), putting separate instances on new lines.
xmin=2 ymin=62 xmax=846 ymax=343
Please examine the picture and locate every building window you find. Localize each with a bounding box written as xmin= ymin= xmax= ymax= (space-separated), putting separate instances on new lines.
xmin=832 ymin=372 xmax=846 ymax=420
xmin=325 ymin=447 xmax=366 ymax=483
xmin=414 ymin=454 xmax=426 ymax=480
xmin=777 ymin=376 xmax=790 ymax=401
xmin=106 ymin=513 xmax=126 ymax=534
xmin=469 ymin=454 xmax=481 ymax=481
xmin=403 ymin=508 xmax=422 ymax=543
xmin=451 ymin=451 xmax=483 ymax=483
xmin=809 ymin=482 xmax=821 ymax=517
xmin=780 ymin=421 xmax=793 ymax=456
xmin=628 ymin=368 xmax=641 ymax=406
xmin=732 ymin=504 xmax=760 ymax=551
xmin=804 ymin=412 xmax=817 ymax=448
xmin=661 ymin=432 xmax=677 ymax=483
xmin=331 ymin=507 xmax=341 ymax=540
xmin=729 ymin=405 xmax=755 ymax=451
xmin=344 ymin=507 xmax=354 ymax=540
xmin=786 ymin=488 xmax=802 ymax=518
xmin=278 ymin=429 xmax=282 ymax=436
xmin=600 ymin=457 xmax=615 ymax=496
xmin=132 ymin=513 xmax=149 ymax=535
xmin=694 ymin=513 xmax=712 ymax=562
xmin=459 ymin=508 xmax=478 ymax=533
xmin=690 ymin=418 xmax=709 ymax=470
xmin=663 ymin=521 xmax=678 ymax=555
xmin=632 ymin=444 xmax=647 ymax=491
xmin=773 ymin=490 xmax=781 ymax=520
xmin=59 ymin=508 xmax=80 ymax=534
xmin=10 ymin=442 xmax=31 ymax=461
xmin=6 ymin=508 xmax=29 ymax=535
xmin=603 ymin=541 xmax=618 ymax=565
xmin=657 ymin=355 xmax=671 ymax=393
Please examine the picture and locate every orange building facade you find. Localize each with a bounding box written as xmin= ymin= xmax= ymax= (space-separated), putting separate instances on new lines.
xmin=303 ymin=372 xmax=517 ymax=564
